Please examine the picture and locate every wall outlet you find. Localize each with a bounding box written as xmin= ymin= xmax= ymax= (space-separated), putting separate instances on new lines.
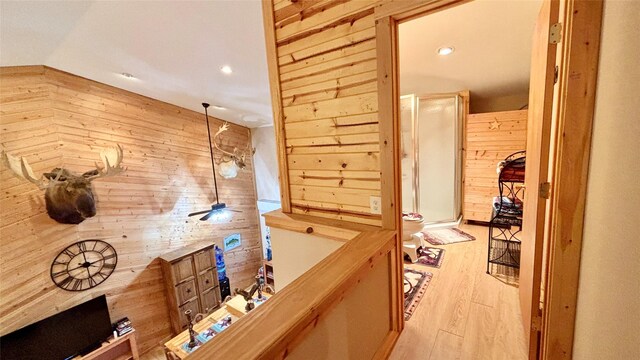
xmin=370 ymin=196 xmax=382 ymax=215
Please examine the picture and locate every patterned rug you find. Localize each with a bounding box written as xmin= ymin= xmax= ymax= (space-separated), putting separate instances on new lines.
xmin=422 ymin=228 xmax=476 ymax=245
xmin=416 ymin=247 xmax=445 ymax=268
xmin=404 ymin=268 xmax=433 ymax=320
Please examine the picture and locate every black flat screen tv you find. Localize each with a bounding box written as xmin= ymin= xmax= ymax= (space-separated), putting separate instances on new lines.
xmin=0 ymin=295 xmax=112 ymax=360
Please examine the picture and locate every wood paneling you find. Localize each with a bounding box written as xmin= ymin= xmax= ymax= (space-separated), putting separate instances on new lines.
xmin=265 ymin=0 xmax=382 ymax=226
xmin=463 ymin=110 xmax=527 ymax=222
xmin=0 ymin=66 xmax=262 ymax=353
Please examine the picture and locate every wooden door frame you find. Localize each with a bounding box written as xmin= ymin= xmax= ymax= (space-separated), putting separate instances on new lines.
xmin=541 ymin=1 xmax=603 ymax=358
xmin=262 ymin=0 xmax=292 ymax=213
xmin=374 ymin=0 xmax=603 ymax=358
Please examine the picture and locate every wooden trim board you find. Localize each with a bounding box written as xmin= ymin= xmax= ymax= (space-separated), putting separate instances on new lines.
xmin=541 ymin=1 xmax=604 ymax=358
xmin=519 ymin=1 xmax=559 ymax=355
xmin=376 ymin=17 xmax=401 ymax=233
xmin=262 ymin=0 xmax=292 ymax=212
xmin=375 ymin=15 xmax=405 ymax=335
xmin=263 ymin=209 xmax=374 ymax=241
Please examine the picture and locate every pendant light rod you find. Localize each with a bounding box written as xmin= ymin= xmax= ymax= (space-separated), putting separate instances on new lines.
xmin=202 ymin=102 xmax=220 ymax=205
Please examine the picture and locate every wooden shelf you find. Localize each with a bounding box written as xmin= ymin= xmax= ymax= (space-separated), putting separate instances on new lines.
xmin=79 ymin=330 xmax=139 ymax=360
xmin=263 ymin=261 xmax=274 ymax=287
xmin=112 ymin=355 xmax=133 ymax=360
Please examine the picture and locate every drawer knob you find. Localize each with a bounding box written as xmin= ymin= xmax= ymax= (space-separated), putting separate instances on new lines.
xmin=205 ymin=279 xmax=210 ymax=284
xmin=306 ymin=226 xmax=314 ymax=234
xmin=186 ymin=288 xmax=192 ymax=294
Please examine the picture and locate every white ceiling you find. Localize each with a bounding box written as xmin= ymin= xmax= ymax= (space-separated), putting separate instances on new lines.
xmin=0 ymin=0 xmax=273 ymax=128
xmin=399 ymin=0 xmax=542 ymax=101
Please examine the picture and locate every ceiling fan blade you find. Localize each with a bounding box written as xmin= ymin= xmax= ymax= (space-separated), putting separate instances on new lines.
xmin=199 ymin=211 xmax=215 ymax=221
xmin=188 ymin=209 xmax=211 ymax=217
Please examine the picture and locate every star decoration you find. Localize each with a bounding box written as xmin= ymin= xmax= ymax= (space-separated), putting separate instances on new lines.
xmin=489 ymin=120 xmax=501 ymax=130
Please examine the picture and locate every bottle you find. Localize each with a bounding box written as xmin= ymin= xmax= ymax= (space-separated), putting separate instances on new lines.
xmin=215 ymin=245 xmax=226 ymax=280
xmin=266 ymin=234 xmax=272 ymax=261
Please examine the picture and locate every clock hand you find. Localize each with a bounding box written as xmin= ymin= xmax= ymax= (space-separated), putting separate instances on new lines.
xmin=87 ymin=258 xmax=105 ymax=266
xmin=67 ymin=257 xmax=108 ymax=274
xmin=67 ymin=263 xmax=98 ymax=272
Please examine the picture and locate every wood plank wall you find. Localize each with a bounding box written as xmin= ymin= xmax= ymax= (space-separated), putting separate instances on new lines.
xmin=266 ymin=0 xmax=531 ymax=228
xmin=267 ymin=0 xmax=382 ymax=226
xmin=0 ymin=66 xmax=262 ymax=352
xmin=463 ymin=110 xmax=527 ymax=221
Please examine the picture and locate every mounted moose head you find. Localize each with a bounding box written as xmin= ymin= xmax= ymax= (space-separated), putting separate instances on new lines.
xmin=213 ymin=123 xmax=255 ymax=179
xmin=2 ymin=145 xmax=126 ymax=224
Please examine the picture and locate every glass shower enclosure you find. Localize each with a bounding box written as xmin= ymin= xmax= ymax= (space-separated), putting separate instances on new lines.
xmin=401 ymin=93 xmax=463 ymax=224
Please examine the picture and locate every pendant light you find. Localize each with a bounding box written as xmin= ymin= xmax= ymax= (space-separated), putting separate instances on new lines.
xmin=188 ymin=103 xmax=235 ymax=221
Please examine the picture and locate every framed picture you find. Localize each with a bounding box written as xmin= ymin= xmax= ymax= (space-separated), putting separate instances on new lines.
xmin=223 ymin=233 xmax=241 ymax=252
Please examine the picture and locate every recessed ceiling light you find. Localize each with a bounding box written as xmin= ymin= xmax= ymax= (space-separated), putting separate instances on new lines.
xmin=212 ymin=105 xmax=226 ymax=110
xmin=220 ymin=65 xmax=232 ymax=74
xmin=120 ymin=72 xmax=135 ymax=79
xmin=437 ymin=47 xmax=455 ymax=56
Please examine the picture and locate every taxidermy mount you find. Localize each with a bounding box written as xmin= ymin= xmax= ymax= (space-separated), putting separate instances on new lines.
xmin=213 ymin=122 xmax=255 ymax=179
xmin=2 ymin=145 xmax=126 ymax=224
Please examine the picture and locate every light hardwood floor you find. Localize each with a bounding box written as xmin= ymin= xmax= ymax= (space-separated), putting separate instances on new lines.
xmin=141 ymin=346 xmax=165 ymax=360
xmin=390 ymin=224 xmax=527 ymax=360
xmin=141 ymin=224 xmax=526 ymax=360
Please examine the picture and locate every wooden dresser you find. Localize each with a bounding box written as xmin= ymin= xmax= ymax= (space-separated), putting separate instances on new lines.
xmin=159 ymin=242 xmax=222 ymax=334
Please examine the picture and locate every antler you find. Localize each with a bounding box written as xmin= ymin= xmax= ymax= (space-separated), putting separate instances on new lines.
xmin=212 ymin=122 xmax=254 ymax=170
xmin=213 ymin=122 xmax=240 ymax=159
xmin=86 ymin=144 xmax=126 ymax=180
xmin=2 ymin=151 xmax=49 ymax=189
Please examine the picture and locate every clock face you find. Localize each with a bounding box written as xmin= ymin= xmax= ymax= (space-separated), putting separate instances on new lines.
xmin=50 ymin=240 xmax=117 ymax=291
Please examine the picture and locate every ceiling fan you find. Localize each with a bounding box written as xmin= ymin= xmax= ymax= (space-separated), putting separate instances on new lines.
xmin=188 ymin=102 xmax=239 ymax=221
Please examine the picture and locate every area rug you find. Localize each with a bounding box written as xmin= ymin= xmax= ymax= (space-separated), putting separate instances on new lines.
xmin=422 ymin=228 xmax=475 ymax=245
xmin=415 ymin=246 xmax=445 ymax=268
xmin=404 ymin=268 xmax=433 ymax=320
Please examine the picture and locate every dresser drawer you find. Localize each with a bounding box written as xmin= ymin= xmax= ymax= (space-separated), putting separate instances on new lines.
xmin=198 ymin=269 xmax=216 ymax=292
xmin=172 ymin=257 xmax=194 ymax=284
xmin=178 ymin=299 xmax=200 ymax=329
xmin=200 ymin=288 xmax=221 ymax=314
xmin=175 ymin=279 xmax=197 ymax=305
xmin=159 ymin=243 xmax=221 ymax=335
xmin=194 ymin=248 xmax=214 ymax=273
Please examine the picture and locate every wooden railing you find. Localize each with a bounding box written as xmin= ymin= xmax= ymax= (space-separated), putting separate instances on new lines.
xmin=187 ymin=212 xmax=401 ymax=359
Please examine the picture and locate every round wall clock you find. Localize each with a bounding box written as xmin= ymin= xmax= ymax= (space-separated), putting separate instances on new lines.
xmin=50 ymin=240 xmax=117 ymax=291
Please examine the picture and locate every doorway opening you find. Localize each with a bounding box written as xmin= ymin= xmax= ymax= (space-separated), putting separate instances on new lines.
xmin=392 ymin=1 xmax=545 ymax=358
